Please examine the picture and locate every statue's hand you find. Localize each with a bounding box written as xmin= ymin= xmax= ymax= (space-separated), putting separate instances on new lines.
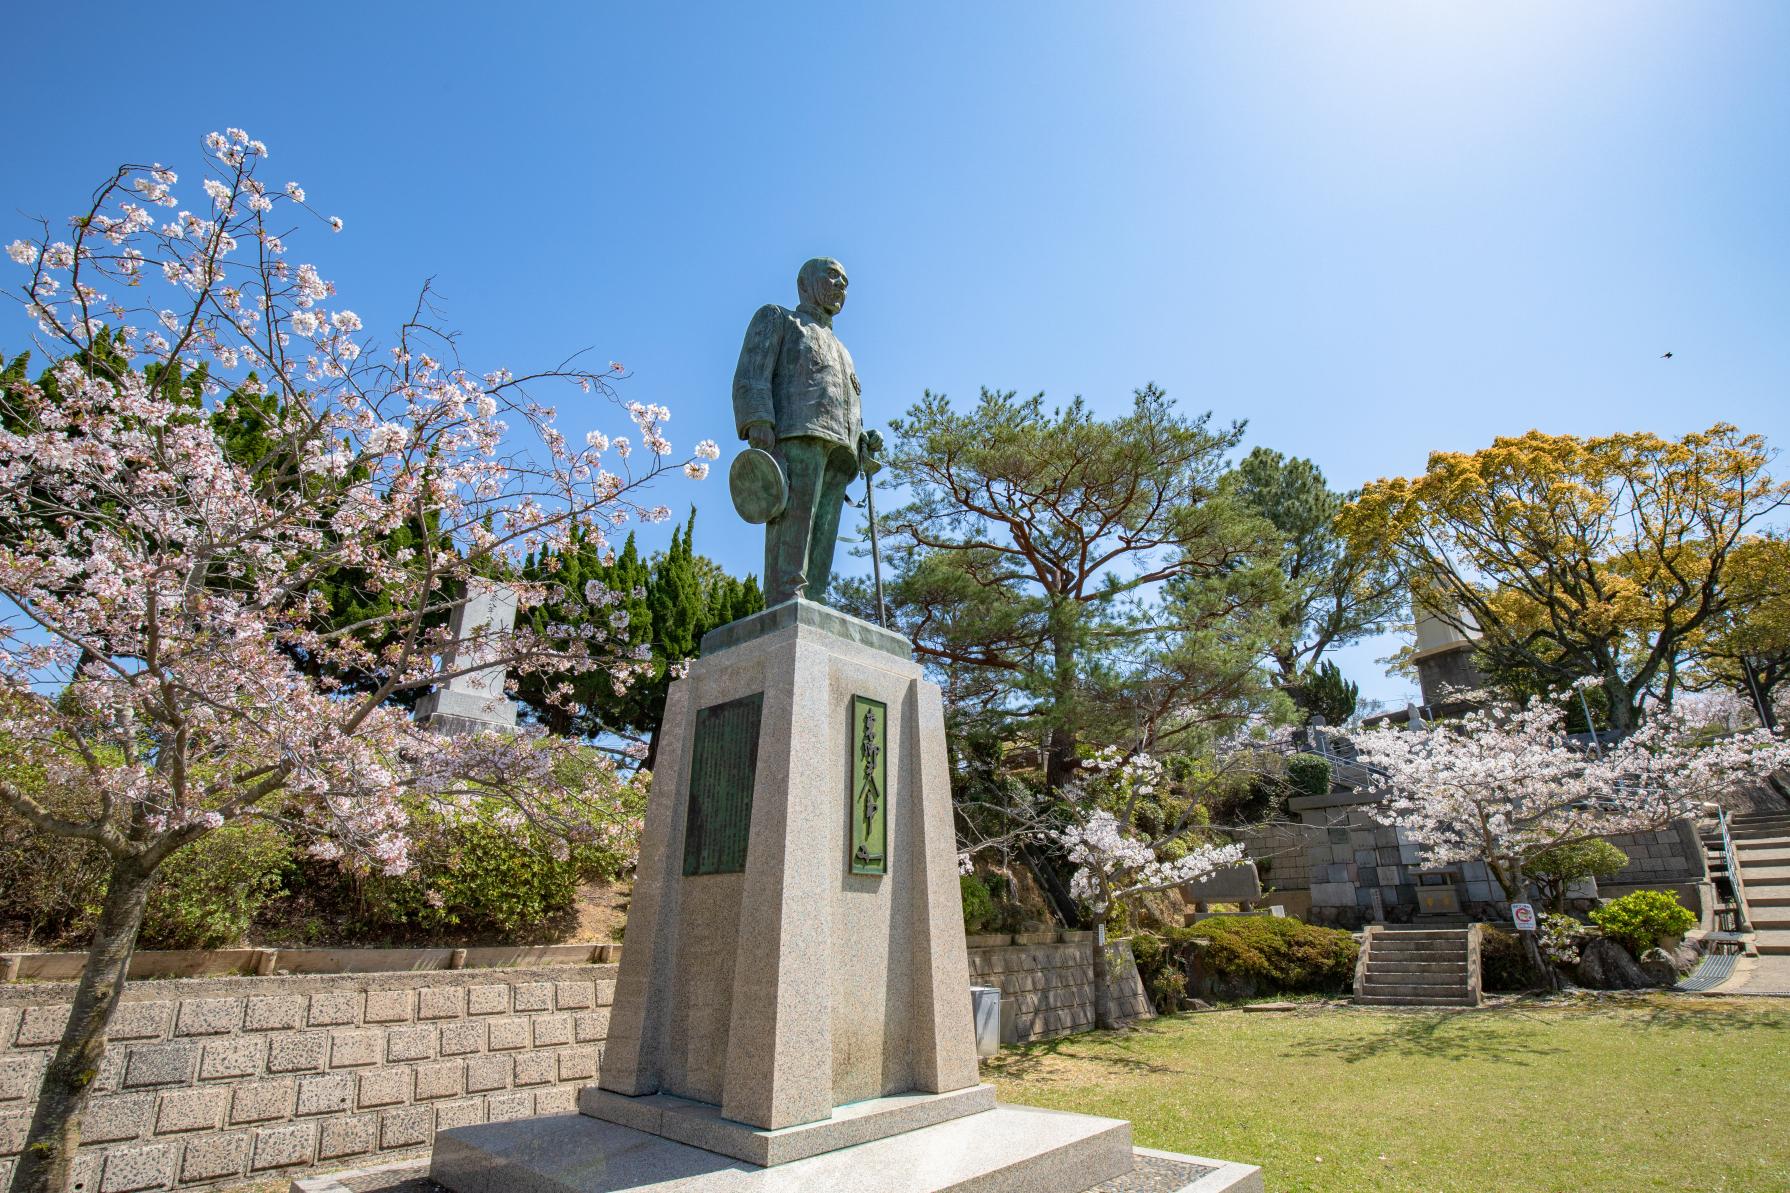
xmin=862 ymin=428 xmax=885 ymax=455
xmin=746 ymin=421 xmax=776 ymax=452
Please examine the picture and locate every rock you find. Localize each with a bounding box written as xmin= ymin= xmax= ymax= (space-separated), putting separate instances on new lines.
xmin=1573 ymin=936 xmax=1657 ymax=989
xmin=1201 ymin=971 xmax=1259 ymax=1002
xmin=1638 ymin=948 xmax=1679 ymax=988
xmin=1186 ymin=999 xmax=1214 ymax=1012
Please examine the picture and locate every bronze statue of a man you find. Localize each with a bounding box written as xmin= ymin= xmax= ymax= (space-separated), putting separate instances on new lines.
xmin=732 ymin=257 xmax=882 ymax=606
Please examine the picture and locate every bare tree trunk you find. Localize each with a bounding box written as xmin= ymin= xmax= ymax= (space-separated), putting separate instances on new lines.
xmin=9 ymin=856 xmax=154 ymax=1193
xmin=1492 ymin=857 xmax=1559 ymax=993
xmin=1019 ymin=841 xmax=1079 ymax=929
xmin=1091 ymin=921 xmax=1114 ymax=1030
xmin=1043 ymin=598 xmax=1080 ymax=794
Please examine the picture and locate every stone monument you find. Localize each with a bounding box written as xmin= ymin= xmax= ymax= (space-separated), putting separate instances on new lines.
xmin=413 ymin=577 xmax=519 ymax=735
xmin=426 ymin=264 xmax=1261 ymax=1193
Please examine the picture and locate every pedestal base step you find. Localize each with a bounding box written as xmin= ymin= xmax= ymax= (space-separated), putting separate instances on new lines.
xmin=430 ymin=1103 xmax=1133 ymax=1193
xmin=578 ymin=1084 xmax=996 ymax=1166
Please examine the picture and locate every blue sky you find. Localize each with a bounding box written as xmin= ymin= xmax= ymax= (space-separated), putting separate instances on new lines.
xmin=4 ymin=2 xmax=1787 ymax=707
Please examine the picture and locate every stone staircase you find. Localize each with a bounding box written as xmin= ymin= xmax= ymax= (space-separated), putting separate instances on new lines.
xmin=1353 ymin=926 xmax=1480 ymax=1007
xmin=1730 ymin=811 xmax=1790 ymax=956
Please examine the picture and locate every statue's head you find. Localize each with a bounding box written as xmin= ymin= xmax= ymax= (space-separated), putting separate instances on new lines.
xmin=797 ymin=257 xmax=849 ymax=318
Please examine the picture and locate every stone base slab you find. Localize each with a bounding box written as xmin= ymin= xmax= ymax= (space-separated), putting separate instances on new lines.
xmin=577 ymin=1083 xmax=996 ymax=1166
xmin=429 ymin=1103 xmax=1133 ymax=1192
xmin=1106 ymin=1146 xmax=1263 ymax=1193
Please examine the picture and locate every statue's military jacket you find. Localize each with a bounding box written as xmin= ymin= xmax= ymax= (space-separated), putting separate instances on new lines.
xmin=731 ymin=301 xmax=862 ymax=455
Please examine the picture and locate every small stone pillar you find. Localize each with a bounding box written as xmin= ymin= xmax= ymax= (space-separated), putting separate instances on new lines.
xmin=414 ymin=578 xmax=520 ymax=735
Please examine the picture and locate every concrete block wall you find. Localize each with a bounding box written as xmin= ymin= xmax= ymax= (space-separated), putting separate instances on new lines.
xmin=0 ymin=966 xmax=613 ymax=1193
xmin=964 ymin=934 xmax=1151 ymax=1044
xmin=1604 ymin=820 xmax=1707 ymax=885
xmin=1230 ymin=822 xmax=1321 ymax=892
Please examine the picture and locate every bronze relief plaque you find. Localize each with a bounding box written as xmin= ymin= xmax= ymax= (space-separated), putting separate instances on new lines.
xmin=849 ymin=695 xmax=887 ymax=875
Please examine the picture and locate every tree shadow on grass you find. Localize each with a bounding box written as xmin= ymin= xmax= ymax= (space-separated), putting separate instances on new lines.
xmin=1625 ymin=1002 xmax=1790 ymax=1034
xmin=983 ymin=1027 xmax=1184 ymax=1081
xmin=1283 ymin=1009 xmax=1566 ymax=1066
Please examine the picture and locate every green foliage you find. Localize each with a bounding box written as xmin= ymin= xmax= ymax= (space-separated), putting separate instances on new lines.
xmin=1528 ymin=839 xmax=1630 ymax=910
xmin=1284 ymin=753 xmax=1332 ymax=798
xmin=960 ymin=873 xmax=998 ymax=934
xmin=140 ymin=822 xmax=291 ymax=949
xmin=0 ymin=723 xmax=110 ymax=948
xmin=880 ymin=386 xmax=1279 ymax=783
xmin=1284 ymin=660 xmax=1359 ymax=726
xmin=291 ymin=784 xmax=639 ymax=942
xmin=1130 ymin=930 xmax=1193 ymax=1011
xmin=362 ymin=818 xmax=581 ymax=936
xmin=516 ymin=512 xmax=763 ymax=742
xmin=1226 ymin=447 xmax=1402 ymax=689
xmin=1538 ymin=913 xmax=1584 ymax=965
xmin=0 ymin=806 xmax=107 ymax=949
xmin=1590 ymin=889 xmax=1697 ymax=956
xmin=1172 ymin=915 xmax=1357 ymax=996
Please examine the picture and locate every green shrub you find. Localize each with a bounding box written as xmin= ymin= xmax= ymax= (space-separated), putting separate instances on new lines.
xmin=1590 ymin=889 xmax=1696 ymax=956
xmin=1480 ymin=925 xmax=1541 ymax=991
xmin=1130 ymin=931 xmax=1190 ymax=1011
xmin=0 ymin=732 xmax=110 ymax=948
xmin=140 ymin=821 xmax=292 ymax=949
xmin=1538 ymin=913 xmax=1584 ymax=965
xmin=287 ymin=776 xmax=645 ymax=943
xmin=1285 ymin=754 xmax=1332 ymax=798
xmin=1131 ymin=930 xmax=1168 ymax=998
xmin=1174 ymin=915 xmax=1357 ymax=996
xmin=0 ymin=802 xmax=108 ymax=948
xmin=349 ymin=819 xmax=584 ymax=937
xmin=1529 ymin=839 xmax=1630 ymax=910
xmin=960 ymin=874 xmax=997 ymax=934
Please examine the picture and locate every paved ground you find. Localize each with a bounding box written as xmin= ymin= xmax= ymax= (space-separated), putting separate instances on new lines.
xmin=291 ymin=1150 xmax=1225 ymax=1193
xmin=1712 ymin=953 xmax=1790 ymax=996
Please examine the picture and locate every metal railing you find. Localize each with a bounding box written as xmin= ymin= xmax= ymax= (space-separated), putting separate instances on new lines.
xmin=1281 ymin=728 xmax=1390 ymax=791
xmin=1713 ymin=806 xmax=1751 ymax=934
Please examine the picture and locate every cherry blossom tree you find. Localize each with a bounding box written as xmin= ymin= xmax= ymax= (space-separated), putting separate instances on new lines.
xmin=0 ymin=130 xmax=717 ymax=1193
xmin=1354 ymin=688 xmax=1790 ymax=985
xmin=1053 ymin=750 xmax=1246 ymax=1025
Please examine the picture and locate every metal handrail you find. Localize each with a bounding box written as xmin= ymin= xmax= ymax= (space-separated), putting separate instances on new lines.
xmin=1715 ymin=807 xmax=1750 ymax=934
xmin=1280 ymin=729 xmax=1390 ymax=790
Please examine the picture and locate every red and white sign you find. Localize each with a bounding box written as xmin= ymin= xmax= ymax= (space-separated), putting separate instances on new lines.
xmin=1511 ymin=902 xmax=1537 ymax=932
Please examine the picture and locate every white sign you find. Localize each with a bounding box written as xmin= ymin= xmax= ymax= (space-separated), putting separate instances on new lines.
xmin=1511 ymin=902 xmax=1537 ymax=932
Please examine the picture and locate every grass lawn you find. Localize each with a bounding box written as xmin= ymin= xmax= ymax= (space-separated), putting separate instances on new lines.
xmin=983 ymin=995 xmax=1790 ymax=1193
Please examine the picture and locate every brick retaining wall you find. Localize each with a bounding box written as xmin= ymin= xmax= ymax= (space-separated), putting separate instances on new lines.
xmin=0 ymin=966 xmax=613 ymax=1193
xmin=1603 ymin=821 xmax=1707 ymax=885
xmin=964 ymin=934 xmax=1151 ymax=1043
xmin=2 ymin=939 xmax=1143 ymax=1192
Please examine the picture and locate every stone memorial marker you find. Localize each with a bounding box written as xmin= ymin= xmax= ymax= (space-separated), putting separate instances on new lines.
xmin=426 ymin=263 xmax=1260 ymax=1193
xmin=413 ymin=577 xmax=519 ymax=735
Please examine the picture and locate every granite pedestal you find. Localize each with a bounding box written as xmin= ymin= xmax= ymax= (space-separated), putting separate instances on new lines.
xmin=426 ymin=600 xmax=1258 ymax=1191
xmin=595 ymin=599 xmax=979 ymax=1137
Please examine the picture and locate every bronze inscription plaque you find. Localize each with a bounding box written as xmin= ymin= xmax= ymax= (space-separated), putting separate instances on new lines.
xmin=682 ymin=692 xmax=763 ymax=876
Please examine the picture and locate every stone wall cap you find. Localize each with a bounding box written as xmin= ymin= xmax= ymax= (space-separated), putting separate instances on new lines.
xmin=0 ymin=963 xmax=616 ymax=1006
xmin=698 ymin=598 xmax=911 ymax=660
xmin=1288 ymin=789 xmax=1386 ymax=812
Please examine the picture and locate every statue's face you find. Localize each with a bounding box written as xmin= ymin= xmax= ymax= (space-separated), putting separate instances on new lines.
xmin=801 ymin=259 xmax=849 ymax=317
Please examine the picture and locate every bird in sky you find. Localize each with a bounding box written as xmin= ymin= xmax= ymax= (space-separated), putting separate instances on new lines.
xmin=1661 ymin=351 xmax=1674 ymax=359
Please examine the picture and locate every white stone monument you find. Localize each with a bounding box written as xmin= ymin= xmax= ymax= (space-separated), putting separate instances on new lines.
xmin=413 ymin=578 xmax=520 ymax=735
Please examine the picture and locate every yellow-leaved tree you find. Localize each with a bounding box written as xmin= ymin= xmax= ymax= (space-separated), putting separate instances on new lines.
xmin=1685 ymin=535 xmax=1790 ymax=730
xmin=1338 ymin=424 xmax=1788 ymax=734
